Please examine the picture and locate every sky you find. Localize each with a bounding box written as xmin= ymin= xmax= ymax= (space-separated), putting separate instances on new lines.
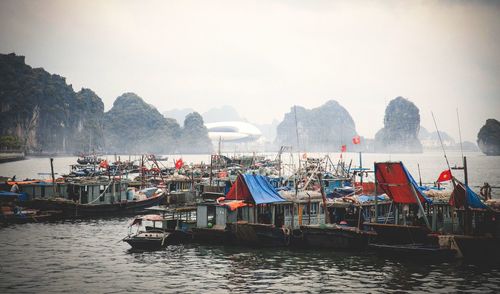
xmin=1 ymin=0 xmax=499 ymax=142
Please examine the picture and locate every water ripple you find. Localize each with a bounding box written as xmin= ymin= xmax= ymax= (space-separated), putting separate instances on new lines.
xmin=1 ymin=218 xmax=500 ymax=293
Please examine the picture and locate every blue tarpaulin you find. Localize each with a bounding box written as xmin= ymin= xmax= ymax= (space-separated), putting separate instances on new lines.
xmin=0 ymin=191 xmax=28 ymax=201
xmin=465 ymin=185 xmax=488 ymax=209
xmin=242 ymin=174 xmax=286 ymax=205
xmin=225 ymin=174 xmax=286 ymax=204
xmin=401 ymin=163 xmax=432 ymax=204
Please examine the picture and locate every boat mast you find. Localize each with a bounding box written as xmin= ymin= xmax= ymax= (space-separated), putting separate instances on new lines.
xmin=456 ymin=108 xmax=468 ymax=186
xmin=432 ymin=111 xmax=458 ymax=233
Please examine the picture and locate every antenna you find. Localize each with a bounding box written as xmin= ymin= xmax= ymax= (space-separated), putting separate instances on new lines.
xmin=294 ymin=105 xmax=302 ymax=189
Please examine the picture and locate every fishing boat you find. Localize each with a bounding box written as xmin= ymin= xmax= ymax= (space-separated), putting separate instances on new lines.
xmin=366 ymin=161 xmax=458 ymax=260
xmin=0 ymin=191 xmax=62 ymax=224
xmin=223 ymin=173 xmax=290 ymax=247
xmin=192 ymin=201 xmax=235 ymax=245
xmin=20 ymin=178 xmax=164 ymax=217
xmin=435 ymin=178 xmax=500 ymax=263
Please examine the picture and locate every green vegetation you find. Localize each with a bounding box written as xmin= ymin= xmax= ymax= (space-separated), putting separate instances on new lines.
xmin=0 ymin=136 xmax=22 ymax=150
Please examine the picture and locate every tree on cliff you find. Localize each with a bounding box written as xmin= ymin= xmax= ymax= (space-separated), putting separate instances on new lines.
xmin=374 ymin=96 xmax=423 ymax=153
xmin=0 ymin=53 xmax=104 ymax=153
xmin=477 ymin=119 xmax=500 ymax=156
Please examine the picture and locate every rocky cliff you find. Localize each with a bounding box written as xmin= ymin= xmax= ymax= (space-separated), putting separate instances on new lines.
xmin=375 ymin=97 xmax=422 ymax=153
xmin=275 ymin=100 xmax=357 ymax=151
xmin=0 ymin=53 xmax=104 ymax=153
xmin=477 ymin=119 xmax=500 ymax=156
xmin=103 ymin=93 xmax=213 ymax=154
xmin=103 ymin=93 xmax=181 ymax=154
xmin=179 ymin=112 xmax=212 ymax=153
xmin=0 ymin=53 xmax=213 ymax=155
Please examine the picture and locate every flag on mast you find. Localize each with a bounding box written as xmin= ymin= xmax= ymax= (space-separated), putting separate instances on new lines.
xmin=437 ymin=169 xmax=452 ymax=182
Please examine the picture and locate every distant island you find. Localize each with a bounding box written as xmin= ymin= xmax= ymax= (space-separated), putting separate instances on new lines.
xmin=477 ymin=119 xmax=500 ymax=156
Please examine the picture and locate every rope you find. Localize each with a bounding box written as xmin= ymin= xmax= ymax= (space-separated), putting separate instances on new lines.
xmin=86 ymin=179 xmax=114 ymax=204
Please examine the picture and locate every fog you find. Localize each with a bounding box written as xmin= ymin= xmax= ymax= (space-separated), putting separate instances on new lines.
xmin=1 ymin=0 xmax=499 ymax=142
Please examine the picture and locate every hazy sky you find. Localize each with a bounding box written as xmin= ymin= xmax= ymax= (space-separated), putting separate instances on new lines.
xmin=1 ymin=0 xmax=499 ymax=142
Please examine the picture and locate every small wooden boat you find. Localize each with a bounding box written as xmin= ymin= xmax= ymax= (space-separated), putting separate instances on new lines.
xmin=123 ymin=214 xmax=173 ymax=250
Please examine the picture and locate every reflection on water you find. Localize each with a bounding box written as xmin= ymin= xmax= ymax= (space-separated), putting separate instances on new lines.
xmin=1 ymin=218 xmax=499 ymax=293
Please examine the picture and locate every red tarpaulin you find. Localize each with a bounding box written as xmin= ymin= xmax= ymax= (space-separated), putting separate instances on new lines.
xmin=225 ymin=175 xmax=252 ymax=201
xmin=375 ymin=162 xmax=427 ymax=204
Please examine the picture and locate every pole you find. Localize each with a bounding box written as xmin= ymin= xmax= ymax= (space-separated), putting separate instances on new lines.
xmin=417 ymin=163 xmax=422 ymax=187
xmin=50 ymin=158 xmax=56 ymax=196
xmin=409 ymin=183 xmax=431 ymax=230
xmin=317 ymin=173 xmax=329 ymax=224
xmin=463 ymin=156 xmax=468 ymax=186
xmin=374 ymin=163 xmax=378 ymax=222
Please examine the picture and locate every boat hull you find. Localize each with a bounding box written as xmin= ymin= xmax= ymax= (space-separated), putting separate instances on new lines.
xmin=366 ymin=223 xmax=431 ymax=244
xmin=299 ymin=225 xmax=375 ymax=250
xmin=192 ymin=227 xmax=233 ymax=245
xmin=451 ymin=235 xmax=500 ymax=263
xmin=226 ymin=222 xmax=290 ymax=247
xmin=25 ymin=194 xmax=164 ymax=218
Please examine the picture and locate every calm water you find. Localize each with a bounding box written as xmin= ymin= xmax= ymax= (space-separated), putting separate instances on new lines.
xmin=1 ymin=218 xmax=500 ymax=293
xmin=1 ymin=152 xmax=500 ymax=293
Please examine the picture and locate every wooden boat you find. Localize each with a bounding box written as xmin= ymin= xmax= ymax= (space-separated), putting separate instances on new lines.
xmin=17 ymin=176 xmax=165 ymax=217
xmin=367 ymin=223 xmax=431 ymax=245
xmin=191 ymin=202 xmax=235 ymax=245
xmin=227 ymin=221 xmax=291 ymax=247
xmin=26 ymin=191 xmax=164 ymax=217
xmin=123 ymin=214 xmax=171 ymax=250
xmin=1 ymin=191 xmax=63 ymax=224
xmin=205 ymin=173 xmax=289 ymax=247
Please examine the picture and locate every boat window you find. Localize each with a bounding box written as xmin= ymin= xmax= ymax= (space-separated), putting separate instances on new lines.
xmin=311 ymin=203 xmax=318 ymax=215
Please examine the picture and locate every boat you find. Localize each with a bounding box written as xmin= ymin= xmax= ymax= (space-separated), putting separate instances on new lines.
xmin=222 ymin=173 xmax=290 ymax=247
xmin=365 ymin=161 xmax=459 ymax=260
xmin=76 ymin=155 xmax=103 ymax=165
xmin=123 ymin=214 xmax=171 ymax=250
xmin=0 ymin=191 xmax=62 ymax=224
xmin=192 ymin=201 xmax=235 ymax=245
xmin=19 ymin=178 xmax=164 ymax=217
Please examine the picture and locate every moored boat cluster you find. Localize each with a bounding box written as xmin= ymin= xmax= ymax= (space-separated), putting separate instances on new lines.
xmin=1 ymin=151 xmax=499 ymax=263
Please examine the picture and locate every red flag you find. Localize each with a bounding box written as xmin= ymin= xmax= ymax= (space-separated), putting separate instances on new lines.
xmin=99 ymin=160 xmax=109 ymax=169
xmin=341 ymin=145 xmax=347 ymax=152
xmin=175 ymin=158 xmax=184 ymax=170
xmin=352 ymin=135 xmax=361 ymax=145
xmin=437 ymin=169 xmax=452 ymax=182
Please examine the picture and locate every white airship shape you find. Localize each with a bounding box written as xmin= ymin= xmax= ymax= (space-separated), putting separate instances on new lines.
xmin=205 ymin=121 xmax=262 ymax=143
